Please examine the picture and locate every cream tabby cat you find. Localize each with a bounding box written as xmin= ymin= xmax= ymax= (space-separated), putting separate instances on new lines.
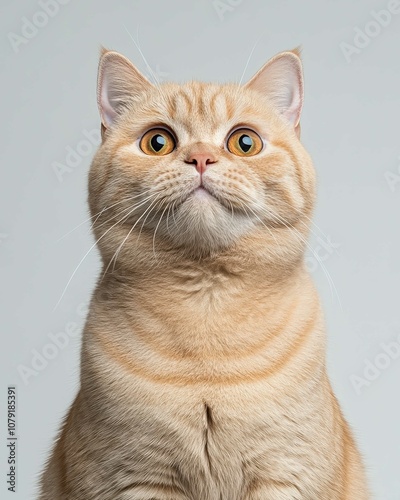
xmin=39 ymin=48 xmax=369 ymax=499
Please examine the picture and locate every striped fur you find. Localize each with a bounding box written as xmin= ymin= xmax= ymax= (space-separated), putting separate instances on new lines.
xmin=39 ymin=50 xmax=369 ymax=499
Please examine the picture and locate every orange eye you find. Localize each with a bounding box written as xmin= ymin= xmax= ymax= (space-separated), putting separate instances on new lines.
xmin=227 ymin=128 xmax=263 ymax=157
xmin=140 ymin=128 xmax=176 ymax=156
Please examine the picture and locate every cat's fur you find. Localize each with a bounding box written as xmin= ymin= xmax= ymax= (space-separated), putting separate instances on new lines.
xmin=39 ymin=48 xmax=369 ymax=499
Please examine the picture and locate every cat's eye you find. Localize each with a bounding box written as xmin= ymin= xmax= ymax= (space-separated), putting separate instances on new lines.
xmin=140 ymin=128 xmax=176 ymax=156
xmin=226 ymin=129 xmax=263 ymax=157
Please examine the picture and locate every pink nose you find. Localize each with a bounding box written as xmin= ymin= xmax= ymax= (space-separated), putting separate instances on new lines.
xmin=186 ymin=153 xmax=217 ymax=175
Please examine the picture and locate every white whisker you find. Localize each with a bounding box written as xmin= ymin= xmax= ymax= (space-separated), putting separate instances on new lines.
xmin=104 ymin=195 xmax=162 ymax=277
xmin=56 ymin=190 xmax=153 ymax=242
xmin=92 ymin=191 xmax=159 ymax=233
xmin=260 ymin=207 xmax=343 ymax=311
xmin=53 ymin=200 xmax=146 ymax=311
xmin=152 ymin=203 xmax=170 ymax=258
xmin=238 ymin=36 xmax=262 ymax=87
xmin=298 ymin=215 xmax=341 ymax=256
xmin=123 ymin=24 xmax=160 ymax=87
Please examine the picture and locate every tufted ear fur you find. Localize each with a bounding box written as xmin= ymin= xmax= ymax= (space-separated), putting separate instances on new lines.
xmin=245 ymin=49 xmax=304 ymax=136
xmin=97 ymin=48 xmax=153 ymax=130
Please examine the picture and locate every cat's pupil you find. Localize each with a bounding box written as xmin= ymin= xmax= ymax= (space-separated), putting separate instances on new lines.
xmin=239 ymin=135 xmax=252 ymax=152
xmin=151 ymin=134 xmax=166 ymax=152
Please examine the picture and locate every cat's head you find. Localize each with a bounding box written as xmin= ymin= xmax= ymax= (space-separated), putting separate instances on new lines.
xmin=89 ymin=48 xmax=316 ymax=267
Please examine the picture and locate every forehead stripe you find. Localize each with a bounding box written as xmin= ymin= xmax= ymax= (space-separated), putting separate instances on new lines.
xmin=170 ymin=91 xmax=193 ymax=119
xmin=211 ymin=92 xmax=229 ymax=121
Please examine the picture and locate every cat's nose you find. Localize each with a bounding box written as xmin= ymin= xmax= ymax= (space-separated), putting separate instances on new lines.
xmin=186 ymin=153 xmax=217 ymax=175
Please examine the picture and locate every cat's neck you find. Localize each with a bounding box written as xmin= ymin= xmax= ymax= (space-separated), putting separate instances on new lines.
xmin=100 ymin=236 xmax=305 ymax=303
xmin=89 ymin=247 xmax=318 ymax=367
xmin=99 ymin=222 xmax=308 ymax=292
xmin=92 ymin=233 xmax=315 ymax=354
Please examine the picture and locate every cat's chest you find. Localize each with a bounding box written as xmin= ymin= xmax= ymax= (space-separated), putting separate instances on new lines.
xmin=83 ymin=361 xmax=333 ymax=498
xmin=117 ymin=378 xmax=326 ymax=482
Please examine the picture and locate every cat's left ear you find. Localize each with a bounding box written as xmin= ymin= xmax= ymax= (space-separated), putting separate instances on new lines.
xmin=97 ymin=48 xmax=154 ymax=131
xmin=245 ymin=49 xmax=304 ymax=136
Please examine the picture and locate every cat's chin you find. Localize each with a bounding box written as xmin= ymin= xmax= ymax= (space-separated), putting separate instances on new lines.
xmin=162 ymin=192 xmax=255 ymax=255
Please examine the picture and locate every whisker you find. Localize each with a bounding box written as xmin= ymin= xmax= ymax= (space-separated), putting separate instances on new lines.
xmin=244 ymin=205 xmax=282 ymax=254
xmin=237 ymin=36 xmax=262 ymax=87
xmin=165 ymin=201 xmax=173 ymax=236
xmin=259 ymin=207 xmax=343 ymax=311
xmin=152 ymin=203 xmax=170 ymax=259
xmin=171 ymin=199 xmax=179 ymax=227
xmin=53 ymin=200 xmax=146 ymax=310
xmin=298 ymin=215 xmax=341 ymax=256
xmin=135 ymin=197 xmax=164 ymax=246
xmin=105 ymin=195 xmax=162 ymax=276
xmin=92 ymin=192 xmax=159 ymax=232
xmin=56 ymin=189 xmax=153 ymax=242
xmin=224 ymin=184 xmax=342 ymax=309
xmin=237 ymin=200 xmax=285 ymax=263
xmin=89 ymin=206 xmax=108 ymax=231
xmin=123 ymin=24 xmax=161 ymax=87
xmin=90 ymin=189 xmax=153 ymax=229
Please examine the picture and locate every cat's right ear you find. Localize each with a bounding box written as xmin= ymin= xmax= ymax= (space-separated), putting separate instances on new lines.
xmin=245 ymin=49 xmax=304 ymax=137
xmin=97 ymin=48 xmax=153 ymax=130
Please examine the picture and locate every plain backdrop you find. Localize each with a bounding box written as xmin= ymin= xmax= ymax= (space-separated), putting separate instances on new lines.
xmin=1 ymin=1 xmax=400 ymax=498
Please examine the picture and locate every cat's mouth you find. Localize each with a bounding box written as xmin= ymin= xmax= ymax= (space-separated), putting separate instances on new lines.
xmin=184 ymin=182 xmax=238 ymax=213
xmin=187 ymin=184 xmax=229 ymax=209
xmin=176 ymin=176 xmax=247 ymax=216
xmin=192 ymin=186 xmax=214 ymax=198
xmin=184 ymin=177 xmax=218 ymax=202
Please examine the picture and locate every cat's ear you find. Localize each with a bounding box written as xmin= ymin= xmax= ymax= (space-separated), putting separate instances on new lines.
xmin=245 ymin=49 xmax=304 ymax=134
xmin=97 ymin=48 xmax=153 ymax=129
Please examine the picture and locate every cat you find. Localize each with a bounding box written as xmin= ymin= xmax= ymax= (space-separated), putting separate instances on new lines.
xmin=39 ymin=47 xmax=369 ymax=499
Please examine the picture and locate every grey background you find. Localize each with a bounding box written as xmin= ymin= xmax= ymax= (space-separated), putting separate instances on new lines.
xmin=1 ymin=0 xmax=399 ymax=498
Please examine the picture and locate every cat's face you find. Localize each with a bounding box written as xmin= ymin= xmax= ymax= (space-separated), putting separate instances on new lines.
xmin=89 ymin=49 xmax=316 ymax=264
